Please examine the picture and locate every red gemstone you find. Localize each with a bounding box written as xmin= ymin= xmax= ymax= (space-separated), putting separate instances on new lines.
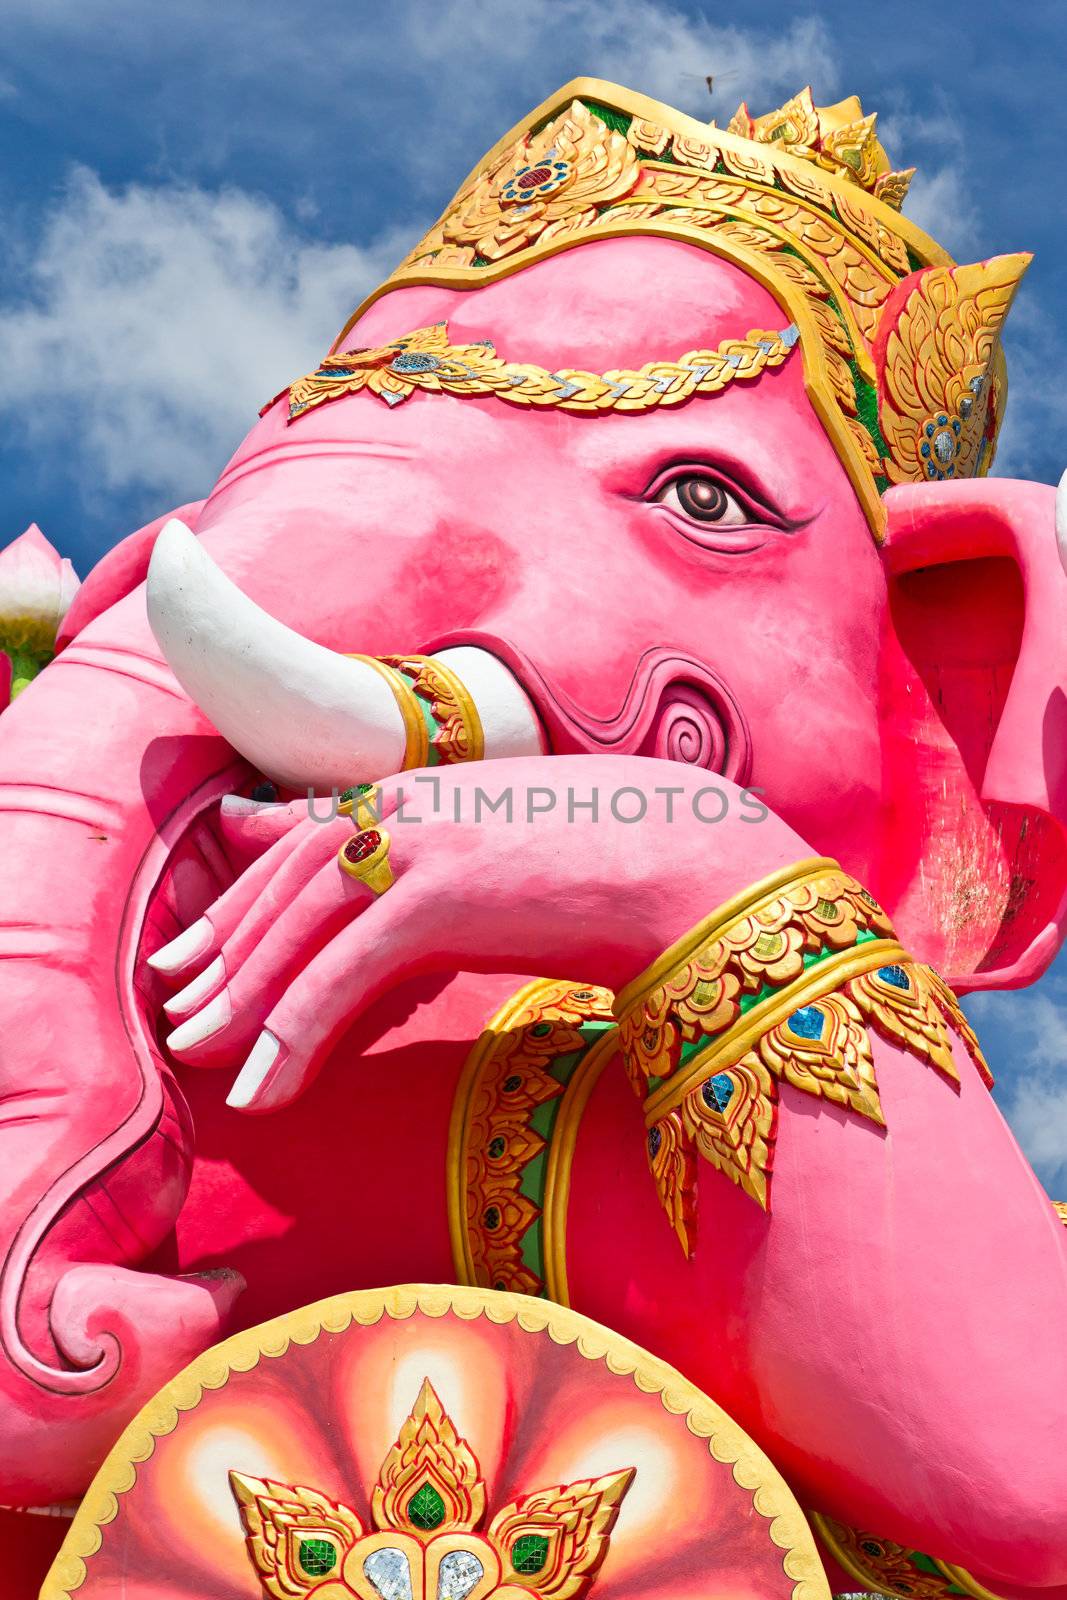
xmin=344 ymin=829 xmax=381 ymax=864
xmin=517 ymin=164 xmax=553 ymax=189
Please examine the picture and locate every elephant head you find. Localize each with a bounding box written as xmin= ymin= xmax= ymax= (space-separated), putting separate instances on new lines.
xmin=0 ymin=80 xmax=1064 ymax=1518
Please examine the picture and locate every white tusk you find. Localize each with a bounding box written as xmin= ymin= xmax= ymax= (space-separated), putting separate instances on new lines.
xmin=146 ymin=520 xmax=545 ymax=789
xmin=147 ymin=520 xmax=407 ymax=789
xmin=1057 ymin=467 xmax=1067 ymax=579
xmin=435 ymin=645 xmax=545 ymax=760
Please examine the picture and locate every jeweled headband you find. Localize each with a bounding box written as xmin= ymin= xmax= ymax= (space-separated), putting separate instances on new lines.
xmin=277 ymin=320 xmax=800 ymax=419
xmin=287 ymin=80 xmax=1031 ymax=541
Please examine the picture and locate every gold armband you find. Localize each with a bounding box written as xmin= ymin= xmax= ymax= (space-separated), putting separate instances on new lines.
xmin=347 ymin=654 xmax=484 ymax=769
xmin=614 ymin=858 xmax=991 ymax=1253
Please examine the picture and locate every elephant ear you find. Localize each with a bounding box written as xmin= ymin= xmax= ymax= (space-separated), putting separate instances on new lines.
xmin=878 ymin=475 xmax=1067 ymax=992
xmin=229 ymin=1471 xmax=364 ymax=1600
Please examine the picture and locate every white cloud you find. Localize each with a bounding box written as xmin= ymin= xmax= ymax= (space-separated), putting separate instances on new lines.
xmin=0 ymin=0 xmax=1053 ymax=515
xmin=0 ymin=0 xmax=843 ymax=518
xmin=989 ymin=288 xmax=1066 ymax=483
xmin=966 ymin=982 xmax=1067 ymax=1188
xmin=408 ymin=2 xmax=839 ymax=119
xmin=876 ymin=106 xmax=981 ymax=258
xmin=0 ymin=169 xmax=416 ymax=506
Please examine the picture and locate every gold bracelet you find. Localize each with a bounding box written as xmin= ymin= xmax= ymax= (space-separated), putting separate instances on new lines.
xmin=348 ymin=655 xmax=430 ymax=768
xmin=615 ymin=859 xmax=991 ymax=1253
xmin=381 ymin=654 xmax=485 ymax=764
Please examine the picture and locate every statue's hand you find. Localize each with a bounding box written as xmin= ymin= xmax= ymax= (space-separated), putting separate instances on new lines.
xmin=152 ymin=755 xmax=806 ymax=1111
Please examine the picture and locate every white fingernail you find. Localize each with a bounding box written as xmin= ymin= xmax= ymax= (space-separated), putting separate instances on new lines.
xmin=227 ymin=1030 xmax=281 ymax=1108
xmin=220 ymin=795 xmax=282 ymax=816
xmin=147 ymin=917 xmax=213 ymax=974
xmin=166 ymin=990 xmax=232 ymax=1053
xmin=163 ymin=955 xmax=225 ymax=1019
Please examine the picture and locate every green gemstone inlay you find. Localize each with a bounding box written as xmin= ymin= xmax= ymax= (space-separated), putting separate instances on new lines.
xmin=408 ymin=1482 xmax=446 ymax=1530
xmin=298 ymin=1538 xmax=337 ymax=1577
xmin=511 ymin=1534 xmax=550 ymax=1574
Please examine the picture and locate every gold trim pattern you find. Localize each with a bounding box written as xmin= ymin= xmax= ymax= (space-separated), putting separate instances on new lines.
xmin=321 ymin=81 xmax=1023 ymax=541
xmin=370 ymin=1377 xmax=486 ymax=1535
xmin=646 ymin=1107 xmax=699 ymax=1256
xmin=381 ymin=652 xmax=485 ymax=764
xmin=643 ymin=940 xmax=907 ymax=1121
xmin=613 ymin=860 xmax=990 ymax=1235
xmin=876 ymin=255 xmax=1029 ymax=486
xmin=637 ymin=950 xmax=991 ymax=1244
xmin=42 ymin=1285 xmax=831 ymax=1600
xmin=614 ymin=858 xmax=894 ymax=1097
xmin=727 ymin=89 xmax=914 ymax=209
xmin=541 ymin=1028 xmax=621 ymax=1307
xmin=349 ymin=654 xmax=430 ymax=768
xmin=810 ymin=1510 xmax=1009 ymax=1600
xmin=448 ymin=980 xmax=616 ymax=1297
xmin=283 ymin=318 xmax=799 ymax=421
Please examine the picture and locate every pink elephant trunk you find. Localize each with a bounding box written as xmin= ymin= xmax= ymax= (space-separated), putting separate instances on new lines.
xmin=0 ymin=587 xmax=245 ymax=1502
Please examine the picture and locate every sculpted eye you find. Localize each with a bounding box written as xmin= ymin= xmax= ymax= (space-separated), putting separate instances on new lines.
xmin=657 ymin=473 xmax=747 ymax=526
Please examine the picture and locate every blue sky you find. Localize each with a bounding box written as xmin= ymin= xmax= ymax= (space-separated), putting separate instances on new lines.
xmin=1 ymin=0 xmax=1065 ymax=1190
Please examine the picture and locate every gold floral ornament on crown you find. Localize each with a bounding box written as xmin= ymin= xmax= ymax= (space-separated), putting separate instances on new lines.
xmin=313 ymin=80 xmax=1031 ymax=541
xmin=230 ymin=1377 xmax=634 ymax=1600
xmin=279 ymin=319 xmax=799 ymax=419
xmin=725 ymin=87 xmax=915 ymax=209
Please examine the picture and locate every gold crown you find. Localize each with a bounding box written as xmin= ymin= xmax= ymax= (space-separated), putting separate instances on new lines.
xmin=726 ymin=87 xmax=914 ymax=208
xmin=333 ymin=80 xmax=1030 ymax=541
xmin=230 ymin=1379 xmax=633 ymax=1600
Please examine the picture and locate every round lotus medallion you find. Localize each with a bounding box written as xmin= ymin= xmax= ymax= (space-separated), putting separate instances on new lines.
xmin=43 ymin=1285 xmax=828 ymax=1600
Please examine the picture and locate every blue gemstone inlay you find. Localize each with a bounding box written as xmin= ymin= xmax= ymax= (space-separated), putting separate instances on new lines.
xmin=877 ymin=964 xmax=910 ymax=990
xmin=702 ymin=1073 xmax=735 ymax=1113
xmin=787 ymin=1004 xmax=826 ymax=1040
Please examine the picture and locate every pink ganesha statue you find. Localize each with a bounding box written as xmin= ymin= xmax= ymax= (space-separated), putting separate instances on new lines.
xmin=1 ymin=78 xmax=1066 ymax=1600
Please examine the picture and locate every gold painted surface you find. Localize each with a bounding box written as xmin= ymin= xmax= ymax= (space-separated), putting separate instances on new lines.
xmin=727 ymin=87 xmax=913 ymax=208
xmin=284 ymin=318 xmax=799 ymax=420
xmin=542 ymin=1028 xmax=621 ymax=1307
xmin=615 ymin=857 xmax=894 ymax=1103
xmin=42 ymin=1284 xmax=831 ymax=1600
xmin=349 ymin=654 xmax=430 ymax=769
xmin=447 ymin=980 xmax=616 ymax=1298
xmin=810 ymin=1510 xmax=1009 ymax=1600
xmin=613 ymin=857 xmax=841 ymax=1019
xmin=878 ymin=254 xmax=1030 ymax=485
xmin=316 ymin=81 xmax=1022 ymax=540
xmin=382 ymin=653 xmax=486 ymax=765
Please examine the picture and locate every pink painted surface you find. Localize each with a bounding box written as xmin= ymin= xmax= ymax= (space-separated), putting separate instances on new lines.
xmin=0 ymin=238 xmax=1064 ymax=1592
